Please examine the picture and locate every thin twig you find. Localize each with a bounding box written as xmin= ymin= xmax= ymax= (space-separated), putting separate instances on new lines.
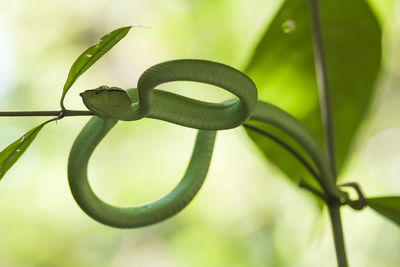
xmin=243 ymin=123 xmax=320 ymax=181
xmin=328 ymin=202 xmax=348 ymax=267
xmin=308 ymin=1 xmax=349 ymax=266
xmin=298 ymin=180 xmax=327 ymax=201
xmin=308 ymin=0 xmax=337 ymax=179
xmin=339 ymin=182 xmax=367 ymax=210
xmin=0 ymin=110 xmax=94 ymax=117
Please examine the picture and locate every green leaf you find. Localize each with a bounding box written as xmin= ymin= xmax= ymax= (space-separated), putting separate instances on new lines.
xmin=60 ymin=26 xmax=133 ymax=109
xmin=249 ymin=101 xmax=347 ymax=201
xmin=367 ymin=197 xmax=400 ymax=227
xmin=245 ymin=0 xmax=381 ymax=183
xmin=80 ymin=85 xmax=134 ymax=121
xmin=0 ymin=120 xmax=52 ymax=180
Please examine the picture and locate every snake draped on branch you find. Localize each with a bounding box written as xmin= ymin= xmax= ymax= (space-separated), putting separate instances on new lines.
xmin=68 ymin=59 xmax=258 ymax=228
xmin=68 ymin=59 xmax=347 ymax=228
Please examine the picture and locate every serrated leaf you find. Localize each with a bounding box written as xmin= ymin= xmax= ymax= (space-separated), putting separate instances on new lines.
xmin=80 ymin=86 xmax=134 ymax=120
xmin=0 ymin=120 xmax=52 ymax=180
xmin=367 ymin=197 xmax=400 ymax=227
xmin=245 ymin=0 xmax=381 ymax=183
xmin=60 ymin=26 xmax=133 ymax=109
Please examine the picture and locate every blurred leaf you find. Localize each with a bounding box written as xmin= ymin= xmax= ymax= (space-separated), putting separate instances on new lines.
xmin=245 ymin=0 xmax=381 ymax=183
xmin=249 ymin=101 xmax=346 ymax=200
xmin=80 ymin=86 xmax=134 ymax=120
xmin=367 ymin=197 xmax=400 ymax=227
xmin=0 ymin=120 xmax=53 ymax=180
xmin=60 ymin=26 xmax=133 ymax=108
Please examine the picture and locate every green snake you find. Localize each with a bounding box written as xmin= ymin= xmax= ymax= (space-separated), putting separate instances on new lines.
xmin=68 ymin=59 xmax=258 ymax=228
xmin=68 ymin=59 xmax=346 ymax=228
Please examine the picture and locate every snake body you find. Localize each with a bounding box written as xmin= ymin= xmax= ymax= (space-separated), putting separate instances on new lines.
xmin=68 ymin=59 xmax=348 ymax=228
xmin=68 ymin=117 xmax=216 ymax=228
xmin=68 ymin=60 xmax=257 ymax=228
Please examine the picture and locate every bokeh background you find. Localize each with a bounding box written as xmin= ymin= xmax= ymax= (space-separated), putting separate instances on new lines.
xmin=0 ymin=0 xmax=399 ymax=266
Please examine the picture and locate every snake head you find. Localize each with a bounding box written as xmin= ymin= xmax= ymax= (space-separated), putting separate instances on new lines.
xmin=80 ymin=86 xmax=138 ymax=121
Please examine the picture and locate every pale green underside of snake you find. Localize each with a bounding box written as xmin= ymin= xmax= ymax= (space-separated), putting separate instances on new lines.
xmin=68 ymin=59 xmax=346 ymax=228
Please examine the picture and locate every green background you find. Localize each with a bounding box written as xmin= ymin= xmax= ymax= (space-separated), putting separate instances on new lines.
xmin=0 ymin=0 xmax=399 ymax=266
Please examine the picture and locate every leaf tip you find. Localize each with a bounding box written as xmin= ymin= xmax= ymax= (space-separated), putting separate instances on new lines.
xmin=131 ymin=24 xmax=152 ymax=29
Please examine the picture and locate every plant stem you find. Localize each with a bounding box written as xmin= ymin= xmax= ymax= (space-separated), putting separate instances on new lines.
xmin=328 ymin=202 xmax=348 ymax=267
xmin=307 ymin=1 xmax=349 ymax=266
xmin=243 ymin=123 xmax=320 ymax=180
xmin=244 ymin=123 xmax=328 ymax=200
xmin=298 ymin=180 xmax=327 ymax=201
xmin=0 ymin=110 xmax=94 ymax=117
xmin=307 ymin=0 xmax=337 ymax=179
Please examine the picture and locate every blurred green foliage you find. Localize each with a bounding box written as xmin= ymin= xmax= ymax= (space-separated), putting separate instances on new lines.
xmin=367 ymin=197 xmax=400 ymax=227
xmin=0 ymin=0 xmax=400 ymax=266
xmin=245 ymin=0 xmax=381 ymax=189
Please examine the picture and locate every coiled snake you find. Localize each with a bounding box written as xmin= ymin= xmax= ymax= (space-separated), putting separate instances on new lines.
xmin=68 ymin=59 xmax=258 ymax=228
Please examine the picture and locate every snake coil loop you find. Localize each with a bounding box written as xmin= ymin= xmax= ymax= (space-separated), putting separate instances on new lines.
xmin=68 ymin=59 xmax=258 ymax=228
